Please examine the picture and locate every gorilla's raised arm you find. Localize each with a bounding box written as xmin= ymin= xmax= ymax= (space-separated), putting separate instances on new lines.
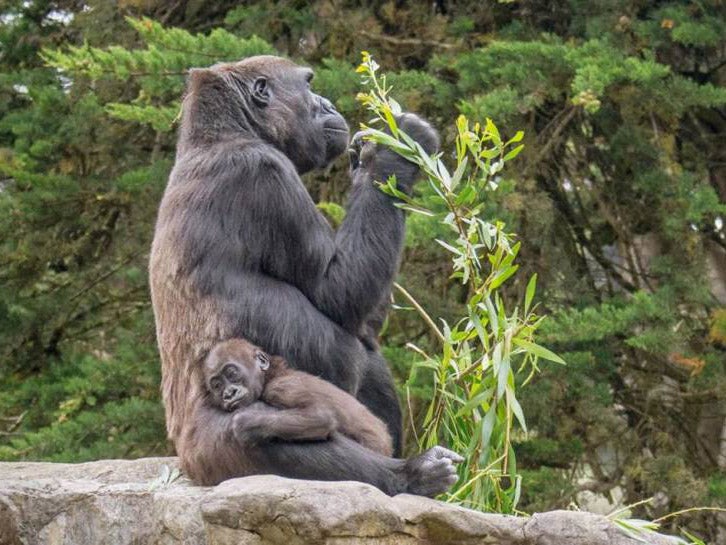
xmin=214 ymin=117 xmax=437 ymax=336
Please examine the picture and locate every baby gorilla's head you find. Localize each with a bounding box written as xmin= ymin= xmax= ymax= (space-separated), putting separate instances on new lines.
xmin=203 ymin=339 xmax=271 ymax=411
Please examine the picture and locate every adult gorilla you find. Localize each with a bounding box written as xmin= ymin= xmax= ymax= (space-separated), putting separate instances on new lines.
xmin=150 ymin=55 xmax=461 ymax=495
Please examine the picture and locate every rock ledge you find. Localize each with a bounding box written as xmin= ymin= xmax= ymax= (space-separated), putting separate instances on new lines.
xmin=0 ymin=457 xmax=678 ymax=545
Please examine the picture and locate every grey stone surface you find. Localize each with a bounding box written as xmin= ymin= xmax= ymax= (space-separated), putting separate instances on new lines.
xmin=0 ymin=457 xmax=680 ymax=545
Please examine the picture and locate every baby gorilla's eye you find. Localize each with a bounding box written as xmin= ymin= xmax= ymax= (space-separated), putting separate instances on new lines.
xmin=209 ymin=377 xmax=222 ymax=390
xmin=223 ymin=363 xmax=242 ymax=381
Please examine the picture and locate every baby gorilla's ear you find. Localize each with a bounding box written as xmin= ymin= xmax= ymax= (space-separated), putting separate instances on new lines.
xmin=255 ymin=351 xmax=270 ymax=371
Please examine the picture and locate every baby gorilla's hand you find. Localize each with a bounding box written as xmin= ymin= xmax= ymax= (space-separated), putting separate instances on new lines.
xmin=349 ymin=113 xmax=440 ymax=194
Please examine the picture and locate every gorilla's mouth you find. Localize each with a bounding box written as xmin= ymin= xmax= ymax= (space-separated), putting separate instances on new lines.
xmin=225 ymin=399 xmax=243 ymax=411
xmin=224 ymin=395 xmax=249 ymax=412
xmin=321 ymin=118 xmax=350 ymax=164
xmin=323 ymin=118 xmax=349 ymax=135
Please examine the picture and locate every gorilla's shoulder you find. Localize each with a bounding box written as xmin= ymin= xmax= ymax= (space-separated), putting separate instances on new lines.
xmin=172 ymin=138 xmax=293 ymax=184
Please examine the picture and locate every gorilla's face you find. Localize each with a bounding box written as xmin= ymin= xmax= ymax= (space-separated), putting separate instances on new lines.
xmin=265 ymin=63 xmax=350 ymax=174
xmin=204 ymin=339 xmax=268 ymax=412
xmin=183 ymin=56 xmax=350 ymax=174
xmin=196 ymin=56 xmax=350 ymax=174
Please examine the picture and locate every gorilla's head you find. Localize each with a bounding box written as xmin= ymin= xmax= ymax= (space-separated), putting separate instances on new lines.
xmin=181 ymin=56 xmax=350 ymax=174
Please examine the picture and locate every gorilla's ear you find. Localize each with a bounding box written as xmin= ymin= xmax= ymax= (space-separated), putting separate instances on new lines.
xmin=251 ymin=77 xmax=270 ymax=107
xmin=255 ymin=351 xmax=271 ymax=371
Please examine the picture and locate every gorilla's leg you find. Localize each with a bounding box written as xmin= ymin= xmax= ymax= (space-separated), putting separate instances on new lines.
xmin=252 ymin=432 xmax=461 ymax=497
xmin=180 ymin=401 xmax=463 ymax=493
xmin=356 ymin=350 xmax=403 ymax=456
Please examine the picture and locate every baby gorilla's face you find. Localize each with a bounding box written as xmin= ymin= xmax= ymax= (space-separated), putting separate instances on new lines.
xmin=204 ymin=339 xmax=270 ymax=411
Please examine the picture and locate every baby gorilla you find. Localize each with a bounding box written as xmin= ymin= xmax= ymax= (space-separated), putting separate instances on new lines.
xmin=204 ymin=339 xmax=393 ymax=456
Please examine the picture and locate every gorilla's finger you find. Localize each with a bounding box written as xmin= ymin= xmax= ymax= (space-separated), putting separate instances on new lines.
xmin=428 ymin=446 xmax=465 ymax=463
xmin=349 ymin=129 xmax=375 ymax=150
xmin=395 ymin=113 xmax=440 ymax=155
xmin=348 ymin=148 xmax=360 ymax=170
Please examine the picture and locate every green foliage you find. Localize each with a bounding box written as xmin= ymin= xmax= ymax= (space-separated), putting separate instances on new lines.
xmin=40 ymin=17 xmax=275 ymax=133
xmin=0 ymin=315 xmax=166 ymax=461
xmin=357 ymin=53 xmax=562 ymax=512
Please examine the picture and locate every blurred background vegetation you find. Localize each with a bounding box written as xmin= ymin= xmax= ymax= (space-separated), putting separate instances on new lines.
xmin=0 ymin=0 xmax=724 ymax=541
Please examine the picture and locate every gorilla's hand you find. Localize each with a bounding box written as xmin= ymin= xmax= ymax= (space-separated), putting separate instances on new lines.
xmin=403 ymin=446 xmax=464 ymax=497
xmin=349 ymin=113 xmax=440 ymax=194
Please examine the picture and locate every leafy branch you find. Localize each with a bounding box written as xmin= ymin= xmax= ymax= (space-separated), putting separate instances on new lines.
xmin=356 ymin=52 xmax=563 ymax=512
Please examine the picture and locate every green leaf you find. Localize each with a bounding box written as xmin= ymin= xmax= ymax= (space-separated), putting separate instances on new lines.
xmin=456 ymin=387 xmax=494 ymax=416
xmin=484 ymin=296 xmax=499 ymax=334
xmin=490 ymin=264 xmax=519 ymax=290
xmin=383 ymin=106 xmax=399 ymax=136
xmin=507 ymin=389 xmax=527 ymax=432
xmin=450 ymin=156 xmax=468 ymax=191
xmin=436 ymin=239 xmax=463 ymax=256
xmin=485 ymin=117 xmax=501 ymax=145
xmin=455 ymin=184 xmax=477 ymax=206
xmin=496 ymin=357 xmax=510 ymax=399
xmin=396 ymin=203 xmax=436 ymax=216
xmin=480 ymin=405 xmax=497 ymax=450
xmin=388 ymin=97 xmax=402 ymax=115
xmin=503 ymin=144 xmax=524 ymax=162
xmin=524 ymin=273 xmax=537 ymax=314
xmin=506 ymin=131 xmax=524 ymax=144
xmin=512 ymin=338 xmax=565 ymax=364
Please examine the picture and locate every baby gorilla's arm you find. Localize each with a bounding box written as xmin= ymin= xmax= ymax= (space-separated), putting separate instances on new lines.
xmin=233 ymin=400 xmax=336 ymax=443
xmin=264 ymin=371 xmax=393 ymax=456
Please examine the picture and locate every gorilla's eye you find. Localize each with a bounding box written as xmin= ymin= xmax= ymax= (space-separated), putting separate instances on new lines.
xmin=223 ymin=364 xmax=241 ymax=381
xmin=209 ymin=377 xmax=222 ymax=391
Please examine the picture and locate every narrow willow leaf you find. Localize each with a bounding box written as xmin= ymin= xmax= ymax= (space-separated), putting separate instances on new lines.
xmin=437 ymin=158 xmax=452 ymax=191
xmin=485 ymin=117 xmax=501 ymax=145
xmin=396 ymin=203 xmax=436 ymax=216
xmin=450 ymin=156 xmax=468 ymax=191
xmin=512 ymin=474 xmax=522 ymax=509
xmin=436 ymin=239 xmax=463 ymax=256
xmin=492 ymin=341 xmax=502 ymax=375
xmin=506 ymin=130 xmax=524 ymax=144
xmin=480 ymin=405 xmax=497 ymax=449
xmin=503 ymin=144 xmax=525 ymax=162
xmin=496 ymin=358 xmax=510 ymax=399
xmin=480 ymin=147 xmax=499 ymax=160
xmin=469 ymin=310 xmax=489 ymax=351
xmin=508 ymin=389 xmax=527 ymax=432
xmin=490 ymin=264 xmax=519 ymax=290
xmin=388 ymin=97 xmax=402 ymax=115
xmin=484 ymin=296 xmax=499 ymax=334
xmin=513 ymin=338 xmax=566 ymax=364
xmin=455 ymin=184 xmax=477 ymax=206
xmin=383 ymin=106 xmax=399 ymax=136
xmin=456 ymin=387 xmax=494 ymax=417
xmin=524 ymin=273 xmax=537 ymax=314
